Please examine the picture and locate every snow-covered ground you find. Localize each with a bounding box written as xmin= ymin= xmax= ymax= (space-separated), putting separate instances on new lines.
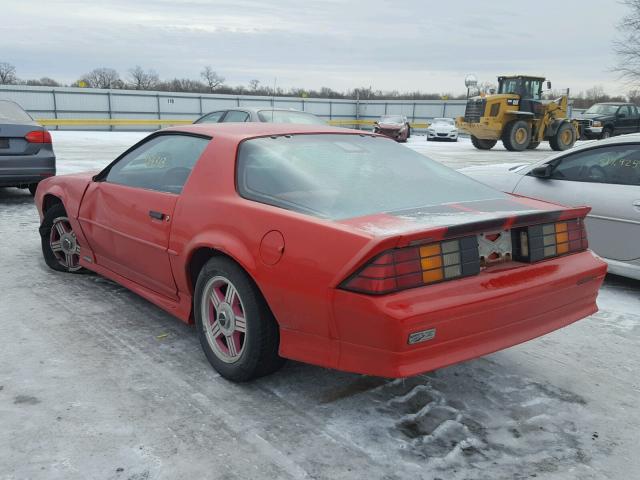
xmin=0 ymin=132 xmax=638 ymax=480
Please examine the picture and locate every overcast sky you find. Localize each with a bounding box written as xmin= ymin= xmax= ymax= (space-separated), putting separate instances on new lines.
xmin=1 ymin=0 xmax=631 ymax=95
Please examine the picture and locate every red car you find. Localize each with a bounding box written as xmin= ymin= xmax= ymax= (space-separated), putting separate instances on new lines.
xmin=35 ymin=124 xmax=606 ymax=382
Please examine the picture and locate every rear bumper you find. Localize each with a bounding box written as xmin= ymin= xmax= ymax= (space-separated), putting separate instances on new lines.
xmin=332 ymin=250 xmax=607 ymax=377
xmin=0 ymin=153 xmax=56 ymax=187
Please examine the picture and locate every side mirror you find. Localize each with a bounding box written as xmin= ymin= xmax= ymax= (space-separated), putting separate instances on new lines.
xmin=530 ymin=164 xmax=552 ymax=178
xmin=546 ymin=81 xmax=552 ymax=90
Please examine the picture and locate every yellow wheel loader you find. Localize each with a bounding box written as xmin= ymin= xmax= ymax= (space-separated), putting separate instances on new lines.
xmin=456 ymin=75 xmax=579 ymax=152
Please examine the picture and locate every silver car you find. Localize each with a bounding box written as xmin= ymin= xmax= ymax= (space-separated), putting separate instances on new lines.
xmin=194 ymin=107 xmax=325 ymax=125
xmin=0 ymin=100 xmax=55 ymax=195
xmin=460 ymin=135 xmax=640 ymax=280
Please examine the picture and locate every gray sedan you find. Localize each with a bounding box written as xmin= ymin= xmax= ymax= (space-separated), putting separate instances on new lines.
xmin=194 ymin=107 xmax=326 ymax=125
xmin=460 ymin=135 xmax=640 ymax=280
xmin=0 ymin=100 xmax=55 ymax=195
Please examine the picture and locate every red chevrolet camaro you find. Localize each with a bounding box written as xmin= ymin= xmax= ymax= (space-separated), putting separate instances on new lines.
xmin=35 ymin=124 xmax=607 ymax=381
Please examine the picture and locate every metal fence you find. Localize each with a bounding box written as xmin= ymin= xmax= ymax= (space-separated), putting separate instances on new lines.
xmin=0 ymin=85 xmax=468 ymax=132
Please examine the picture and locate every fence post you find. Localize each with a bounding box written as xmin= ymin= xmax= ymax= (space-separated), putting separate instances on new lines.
xmin=329 ymin=101 xmax=332 ymax=121
xmin=51 ymin=89 xmax=58 ymax=131
xmin=412 ymin=102 xmax=416 ymax=125
xmin=199 ymin=96 xmax=203 ymax=115
xmin=107 ymin=91 xmax=113 ymax=131
xmin=156 ymin=94 xmax=161 ymax=130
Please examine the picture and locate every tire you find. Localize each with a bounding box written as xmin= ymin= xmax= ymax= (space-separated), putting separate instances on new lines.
xmin=194 ymin=256 xmax=284 ymax=382
xmin=28 ymin=183 xmax=39 ymax=196
xmin=502 ymin=120 xmax=531 ymax=151
xmin=527 ymin=141 xmax=540 ymax=150
xmin=600 ymin=128 xmax=613 ymax=140
xmin=40 ymin=203 xmax=84 ymax=273
xmin=470 ymin=135 xmax=497 ymax=150
xmin=550 ymin=122 xmax=576 ymax=151
xmin=406 ymin=124 xmax=411 ymax=139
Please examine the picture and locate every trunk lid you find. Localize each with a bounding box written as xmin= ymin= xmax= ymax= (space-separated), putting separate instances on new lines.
xmin=0 ymin=123 xmax=45 ymax=156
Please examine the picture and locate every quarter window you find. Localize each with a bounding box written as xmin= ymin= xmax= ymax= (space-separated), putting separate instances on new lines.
xmin=548 ymin=145 xmax=640 ymax=186
xmin=197 ymin=111 xmax=226 ymax=123
xmin=223 ymin=111 xmax=250 ymax=122
xmin=106 ymin=134 xmax=210 ymax=193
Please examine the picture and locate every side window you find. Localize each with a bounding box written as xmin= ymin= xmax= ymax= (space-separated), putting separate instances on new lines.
xmin=549 ymin=145 xmax=640 ymax=186
xmin=197 ymin=111 xmax=226 ymax=123
xmin=223 ymin=111 xmax=250 ymax=122
xmin=632 ymin=105 xmax=639 ymax=118
xmin=620 ymin=105 xmax=632 ymax=118
xmin=106 ymin=135 xmax=210 ymax=193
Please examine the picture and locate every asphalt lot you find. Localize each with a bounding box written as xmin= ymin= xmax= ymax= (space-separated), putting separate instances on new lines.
xmin=1 ymin=132 xmax=639 ymax=480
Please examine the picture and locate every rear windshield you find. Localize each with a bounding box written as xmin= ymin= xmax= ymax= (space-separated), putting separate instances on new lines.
xmin=0 ymin=100 xmax=35 ymax=124
xmin=236 ymin=134 xmax=505 ymax=219
xmin=257 ymin=110 xmax=325 ymax=125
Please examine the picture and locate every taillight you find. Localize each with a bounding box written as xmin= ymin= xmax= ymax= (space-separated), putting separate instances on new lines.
xmin=25 ymin=130 xmax=52 ymax=144
xmin=513 ymin=218 xmax=588 ymax=262
xmin=341 ymin=236 xmax=480 ymax=295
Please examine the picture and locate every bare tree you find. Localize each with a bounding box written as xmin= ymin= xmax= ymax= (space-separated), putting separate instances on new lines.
xmin=0 ymin=62 xmax=17 ymax=84
xmin=25 ymin=77 xmax=60 ymax=87
xmin=614 ymin=0 xmax=640 ymax=83
xmin=128 ymin=66 xmax=159 ymax=90
xmin=80 ymin=68 xmax=122 ymax=89
xmin=200 ymin=66 xmax=225 ymax=92
xmin=248 ymin=79 xmax=260 ymax=91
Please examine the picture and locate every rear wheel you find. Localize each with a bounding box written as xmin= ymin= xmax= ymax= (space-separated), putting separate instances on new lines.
xmin=470 ymin=135 xmax=497 ymax=150
xmin=194 ymin=256 xmax=284 ymax=382
xmin=502 ymin=120 xmax=531 ymax=151
xmin=550 ymin=122 xmax=576 ymax=151
xmin=41 ymin=203 xmax=83 ymax=273
xmin=28 ymin=183 xmax=39 ymax=196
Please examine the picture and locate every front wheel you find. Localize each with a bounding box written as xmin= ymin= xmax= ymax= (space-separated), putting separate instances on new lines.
xmin=550 ymin=122 xmax=576 ymax=151
xmin=470 ymin=135 xmax=497 ymax=150
xmin=502 ymin=120 xmax=531 ymax=151
xmin=600 ymin=128 xmax=612 ymax=140
xmin=194 ymin=257 xmax=284 ymax=382
xmin=40 ymin=203 xmax=83 ymax=273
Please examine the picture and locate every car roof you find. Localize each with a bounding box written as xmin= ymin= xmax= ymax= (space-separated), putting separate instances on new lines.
xmin=207 ymin=107 xmax=311 ymax=114
xmin=593 ymin=102 xmax=631 ymax=106
xmin=165 ymin=122 xmax=365 ymax=140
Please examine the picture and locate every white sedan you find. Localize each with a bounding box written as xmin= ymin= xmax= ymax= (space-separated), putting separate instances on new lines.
xmin=460 ymin=134 xmax=640 ymax=280
xmin=426 ymin=118 xmax=458 ymax=141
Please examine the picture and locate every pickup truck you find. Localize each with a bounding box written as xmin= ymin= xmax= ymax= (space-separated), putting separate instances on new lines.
xmin=574 ymin=102 xmax=640 ymax=139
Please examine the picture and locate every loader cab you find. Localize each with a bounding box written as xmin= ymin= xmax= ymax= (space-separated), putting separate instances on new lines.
xmin=498 ymin=76 xmax=546 ymax=116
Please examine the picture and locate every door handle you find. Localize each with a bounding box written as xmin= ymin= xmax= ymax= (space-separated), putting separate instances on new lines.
xmin=149 ymin=210 xmax=165 ymax=220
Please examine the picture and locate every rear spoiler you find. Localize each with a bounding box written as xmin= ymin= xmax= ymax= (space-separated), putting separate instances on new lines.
xmin=396 ymin=206 xmax=591 ymax=248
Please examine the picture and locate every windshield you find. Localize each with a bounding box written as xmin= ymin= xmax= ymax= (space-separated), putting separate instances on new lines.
xmin=584 ymin=104 xmax=620 ymax=115
xmin=236 ymin=134 xmax=505 ymax=220
xmin=380 ymin=115 xmax=405 ymax=123
xmin=433 ymin=118 xmax=454 ymax=125
xmin=257 ymin=110 xmax=325 ymax=125
xmin=0 ymin=100 xmax=36 ymax=124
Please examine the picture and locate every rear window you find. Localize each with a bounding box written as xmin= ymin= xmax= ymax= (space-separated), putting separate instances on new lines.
xmin=236 ymin=134 xmax=505 ymax=219
xmin=257 ymin=110 xmax=325 ymax=125
xmin=0 ymin=100 xmax=35 ymax=124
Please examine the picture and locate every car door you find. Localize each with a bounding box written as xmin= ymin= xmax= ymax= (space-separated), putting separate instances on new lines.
xmin=617 ymin=105 xmax=635 ymax=135
xmin=514 ymin=144 xmax=640 ymax=262
xmin=78 ymin=133 xmax=210 ymax=298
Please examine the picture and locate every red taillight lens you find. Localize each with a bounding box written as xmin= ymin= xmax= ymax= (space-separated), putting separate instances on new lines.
xmin=341 ymin=236 xmax=480 ymax=295
xmin=513 ymin=218 xmax=588 ymax=262
xmin=25 ymin=130 xmax=52 ymax=144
